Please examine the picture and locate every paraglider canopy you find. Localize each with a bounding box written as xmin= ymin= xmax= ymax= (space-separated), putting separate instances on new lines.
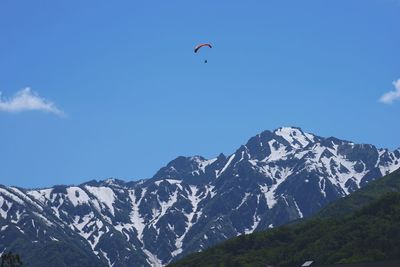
xmin=194 ymin=43 xmax=212 ymax=53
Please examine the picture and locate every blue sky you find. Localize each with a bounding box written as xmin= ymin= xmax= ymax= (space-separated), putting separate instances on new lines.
xmin=0 ymin=0 xmax=399 ymax=188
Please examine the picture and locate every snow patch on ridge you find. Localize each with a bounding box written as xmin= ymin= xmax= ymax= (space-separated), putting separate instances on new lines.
xmin=197 ymin=157 xmax=218 ymax=173
xmin=217 ymin=154 xmax=235 ymax=178
xmin=143 ymin=248 xmax=163 ymax=267
xmin=151 ymin=190 xmax=178 ymax=226
xmin=265 ymin=140 xmax=287 ymax=161
xmin=9 ymin=187 xmax=44 ymax=212
xmin=0 ymin=197 xmax=12 ymax=219
xmin=238 ymin=192 xmax=251 ymax=209
xmin=100 ymin=249 xmax=113 ymax=267
xmin=85 ymin=186 xmax=116 ymax=216
xmin=32 ymin=211 xmax=54 ymax=226
xmin=67 ymin=187 xmax=90 ymax=207
xmin=245 ymin=195 xmax=261 ymax=234
xmin=27 ymin=188 xmax=53 ymax=203
xmin=0 ymin=188 xmax=25 ymax=205
xmin=275 ymin=127 xmax=310 ymax=148
xmin=172 ymin=185 xmax=205 ymax=257
xmin=378 ymin=150 xmax=400 ymax=176
xmin=293 ymin=199 xmax=303 ymax=218
xmin=260 ymin=168 xmax=293 ymax=209
xmin=129 ymin=188 xmax=147 ymax=241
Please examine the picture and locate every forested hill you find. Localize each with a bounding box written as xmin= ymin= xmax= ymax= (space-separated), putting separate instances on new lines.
xmin=317 ymin=168 xmax=400 ymax=218
xmin=169 ymin=169 xmax=400 ymax=267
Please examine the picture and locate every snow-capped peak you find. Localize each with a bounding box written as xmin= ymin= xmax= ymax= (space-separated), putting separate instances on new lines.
xmin=274 ymin=126 xmax=314 ymax=148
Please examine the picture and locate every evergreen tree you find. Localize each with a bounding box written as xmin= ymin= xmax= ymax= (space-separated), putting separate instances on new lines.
xmin=1 ymin=252 xmax=23 ymax=267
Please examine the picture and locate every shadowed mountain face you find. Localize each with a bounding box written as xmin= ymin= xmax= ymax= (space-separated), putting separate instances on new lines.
xmin=1 ymin=127 xmax=399 ymax=266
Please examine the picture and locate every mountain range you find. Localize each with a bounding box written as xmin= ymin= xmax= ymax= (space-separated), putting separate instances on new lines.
xmin=1 ymin=127 xmax=399 ymax=266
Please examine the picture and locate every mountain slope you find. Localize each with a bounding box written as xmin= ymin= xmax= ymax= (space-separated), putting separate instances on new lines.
xmin=1 ymin=127 xmax=399 ymax=266
xmin=168 ymin=169 xmax=400 ymax=267
xmin=317 ymin=167 xmax=400 ymax=218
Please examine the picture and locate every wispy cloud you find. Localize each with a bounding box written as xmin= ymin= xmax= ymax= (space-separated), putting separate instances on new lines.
xmin=0 ymin=88 xmax=65 ymax=116
xmin=379 ymin=79 xmax=400 ymax=104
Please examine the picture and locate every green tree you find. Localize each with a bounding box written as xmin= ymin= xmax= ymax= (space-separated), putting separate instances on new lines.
xmin=1 ymin=252 xmax=23 ymax=267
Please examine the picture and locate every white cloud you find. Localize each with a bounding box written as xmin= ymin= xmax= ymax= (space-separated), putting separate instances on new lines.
xmin=0 ymin=88 xmax=65 ymax=116
xmin=379 ymin=79 xmax=400 ymax=104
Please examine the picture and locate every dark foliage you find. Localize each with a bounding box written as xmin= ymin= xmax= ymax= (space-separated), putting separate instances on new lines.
xmin=1 ymin=252 xmax=22 ymax=267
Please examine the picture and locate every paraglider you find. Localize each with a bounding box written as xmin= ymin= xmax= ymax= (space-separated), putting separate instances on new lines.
xmin=194 ymin=43 xmax=212 ymax=53
xmin=194 ymin=43 xmax=212 ymax=63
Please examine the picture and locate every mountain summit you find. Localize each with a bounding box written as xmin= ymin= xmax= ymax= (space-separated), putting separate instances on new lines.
xmin=1 ymin=127 xmax=399 ymax=266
